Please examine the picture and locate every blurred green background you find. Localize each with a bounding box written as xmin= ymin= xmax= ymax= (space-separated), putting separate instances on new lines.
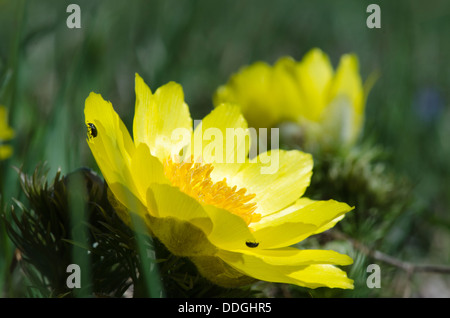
xmin=1 ymin=0 xmax=449 ymax=297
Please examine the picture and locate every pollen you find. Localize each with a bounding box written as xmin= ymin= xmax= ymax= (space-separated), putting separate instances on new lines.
xmin=163 ymin=156 xmax=260 ymax=225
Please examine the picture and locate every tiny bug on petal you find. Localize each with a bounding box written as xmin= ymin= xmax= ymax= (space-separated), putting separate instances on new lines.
xmin=87 ymin=123 xmax=97 ymax=138
xmin=246 ymin=241 xmax=259 ymax=248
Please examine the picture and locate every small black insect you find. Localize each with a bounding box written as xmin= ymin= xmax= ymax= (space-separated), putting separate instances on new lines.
xmin=245 ymin=241 xmax=259 ymax=248
xmin=87 ymin=122 xmax=97 ymax=138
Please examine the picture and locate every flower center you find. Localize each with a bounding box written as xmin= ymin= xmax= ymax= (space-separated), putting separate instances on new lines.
xmin=163 ymin=156 xmax=260 ymax=225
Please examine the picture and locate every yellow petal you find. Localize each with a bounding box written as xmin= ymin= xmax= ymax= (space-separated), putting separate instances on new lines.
xmin=130 ymin=142 xmax=170 ymax=205
xmin=146 ymin=183 xmax=212 ymax=233
xmin=133 ymin=74 xmax=193 ymax=161
xmin=145 ymin=183 xmax=258 ymax=254
xmin=0 ymin=106 xmax=14 ymax=140
xmin=251 ymin=221 xmax=316 ymax=250
xmin=257 ymin=198 xmax=351 ymax=229
xmin=271 ymin=57 xmax=304 ymax=121
xmin=144 ymin=184 xmax=218 ymax=257
xmin=329 ymin=54 xmax=364 ymax=114
xmin=235 ymin=247 xmax=353 ymax=266
xmin=203 ymin=204 xmax=256 ymax=251
xmin=214 ymin=62 xmax=281 ymax=129
xmin=288 ymin=264 xmax=354 ymax=289
xmin=0 ymin=106 xmax=14 ymax=159
xmin=85 ymin=93 xmax=134 ymax=157
xmin=190 ymin=103 xmax=250 ymax=180
xmin=190 ymin=255 xmax=256 ymax=288
xmin=317 ymin=97 xmax=357 ymax=147
xmin=108 ymin=181 xmax=148 ymax=221
xmin=219 ymin=250 xmax=353 ymax=289
xmin=84 ymin=93 xmax=141 ymax=213
xmin=312 ymin=214 xmax=346 ymax=235
xmin=327 ymin=54 xmax=364 ymax=143
xmin=295 ymin=48 xmax=334 ymax=121
xmin=251 ymin=199 xmax=353 ymax=249
xmin=147 ymin=215 xmax=217 ymax=257
xmin=0 ymin=145 xmax=13 ymax=160
xmin=227 ymin=149 xmax=313 ymax=217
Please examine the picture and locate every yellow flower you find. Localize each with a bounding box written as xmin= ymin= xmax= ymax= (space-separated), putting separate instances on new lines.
xmin=214 ymin=48 xmax=369 ymax=151
xmin=0 ymin=105 xmax=14 ymax=160
xmin=84 ymin=74 xmax=354 ymax=289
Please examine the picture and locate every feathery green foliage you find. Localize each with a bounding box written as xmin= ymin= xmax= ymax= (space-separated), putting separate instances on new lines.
xmin=2 ymin=165 xmax=258 ymax=298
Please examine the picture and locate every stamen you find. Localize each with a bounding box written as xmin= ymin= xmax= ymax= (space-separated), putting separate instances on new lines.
xmin=163 ymin=156 xmax=260 ymax=225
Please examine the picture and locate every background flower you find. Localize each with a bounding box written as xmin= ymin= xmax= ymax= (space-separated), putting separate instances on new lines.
xmin=0 ymin=105 xmax=14 ymax=160
xmin=214 ymin=48 xmax=369 ymax=152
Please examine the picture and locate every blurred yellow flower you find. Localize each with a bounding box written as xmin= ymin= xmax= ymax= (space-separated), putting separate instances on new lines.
xmin=0 ymin=105 xmax=14 ymax=160
xmin=214 ymin=48 xmax=370 ymax=151
xmin=84 ymin=73 xmax=354 ymax=289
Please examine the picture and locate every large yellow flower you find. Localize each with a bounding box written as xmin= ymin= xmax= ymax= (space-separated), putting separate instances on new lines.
xmin=214 ymin=48 xmax=369 ymax=151
xmin=84 ymin=74 xmax=354 ymax=289
xmin=0 ymin=105 xmax=14 ymax=160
